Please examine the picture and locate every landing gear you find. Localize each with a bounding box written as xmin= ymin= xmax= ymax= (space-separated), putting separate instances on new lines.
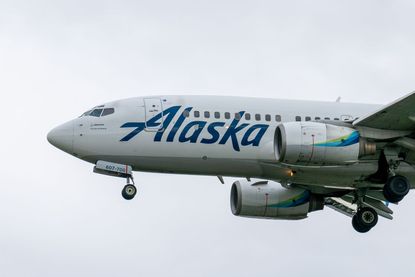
xmin=349 ymin=190 xmax=379 ymax=233
xmin=93 ymin=161 xmax=138 ymax=200
xmin=122 ymin=184 xmax=137 ymax=200
xmin=352 ymin=207 xmax=378 ymax=233
xmin=369 ymin=150 xmax=411 ymax=203
xmin=349 ymin=151 xmax=412 ymax=233
xmin=383 ymin=175 xmax=410 ymax=203
xmin=121 ymin=176 xmax=137 ymax=200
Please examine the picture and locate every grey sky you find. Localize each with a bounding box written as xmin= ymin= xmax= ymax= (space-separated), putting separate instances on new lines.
xmin=1 ymin=1 xmax=415 ymax=276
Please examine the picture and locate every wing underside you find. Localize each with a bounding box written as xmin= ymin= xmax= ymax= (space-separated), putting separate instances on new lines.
xmin=325 ymin=189 xmax=394 ymax=220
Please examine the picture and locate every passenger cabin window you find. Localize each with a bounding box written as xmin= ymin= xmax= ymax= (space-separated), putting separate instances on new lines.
xmin=255 ymin=114 xmax=261 ymax=121
xmin=214 ymin=112 xmax=220 ymax=119
xmin=90 ymin=109 xmax=103 ymax=117
xmin=324 ymin=117 xmax=330 ymax=120
xmin=224 ymin=112 xmax=230 ymax=119
xmin=334 ymin=118 xmax=339 ymax=121
xmin=305 ymin=116 xmax=311 ymax=121
xmin=315 ymin=117 xmax=321 ymax=120
xmin=235 ymin=113 xmax=241 ymax=120
xmin=183 ymin=110 xmax=190 ymax=117
xmin=245 ymin=113 xmax=251 ymax=120
xmin=101 ymin=108 xmax=115 ymax=117
xmin=194 ymin=111 xmax=200 ymax=118
xmin=295 ymin=116 xmax=301 ymax=121
xmin=275 ymin=115 xmax=281 ymax=122
xmin=204 ymin=111 xmax=210 ymax=118
xmin=265 ymin=114 xmax=271 ymax=121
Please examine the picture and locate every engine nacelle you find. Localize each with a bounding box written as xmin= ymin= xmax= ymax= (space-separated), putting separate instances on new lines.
xmin=275 ymin=122 xmax=375 ymax=166
xmin=230 ymin=179 xmax=324 ymax=220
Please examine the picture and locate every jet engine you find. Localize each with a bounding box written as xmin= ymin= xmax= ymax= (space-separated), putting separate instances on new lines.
xmin=230 ymin=179 xmax=324 ymax=220
xmin=275 ymin=122 xmax=376 ymax=166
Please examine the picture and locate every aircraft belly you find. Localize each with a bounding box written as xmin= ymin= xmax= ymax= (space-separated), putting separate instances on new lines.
xmin=84 ymin=155 xmax=266 ymax=177
xmin=83 ymin=151 xmax=415 ymax=188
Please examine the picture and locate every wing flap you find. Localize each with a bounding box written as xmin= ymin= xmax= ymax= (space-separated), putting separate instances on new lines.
xmin=325 ymin=197 xmax=356 ymax=218
xmin=325 ymin=193 xmax=394 ymax=220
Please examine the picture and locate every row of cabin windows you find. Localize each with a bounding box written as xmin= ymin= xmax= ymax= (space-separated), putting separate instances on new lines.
xmin=183 ymin=110 xmax=282 ymax=122
xmin=295 ymin=116 xmax=341 ymax=121
xmin=182 ymin=110 xmax=340 ymax=122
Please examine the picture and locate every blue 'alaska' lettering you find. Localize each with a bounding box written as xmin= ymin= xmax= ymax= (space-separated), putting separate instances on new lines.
xmin=152 ymin=106 xmax=180 ymax=141
xmin=120 ymin=106 xmax=180 ymax=142
xmin=167 ymin=107 xmax=192 ymax=142
xmin=179 ymin=121 xmax=207 ymax=143
xmin=201 ymin=122 xmax=225 ymax=144
xmin=241 ymin=124 xmax=269 ymax=146
xmin=218 ymin=112 xmax=249 ymax=151
xmin=120 ymin=106 xmax=269 ymax=151
xmin=120 ymin=122 xmax=145 ymax=142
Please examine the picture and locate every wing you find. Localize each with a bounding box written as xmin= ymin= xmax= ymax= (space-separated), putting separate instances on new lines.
xmin=325 ymin=190 xmax=394 ymax=220
xmin=353 ymin=91 xmax=415 ymax=130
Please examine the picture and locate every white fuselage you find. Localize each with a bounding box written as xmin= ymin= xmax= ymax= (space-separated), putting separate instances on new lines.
xmin=47 ymin=95 xmax=415 ymax=189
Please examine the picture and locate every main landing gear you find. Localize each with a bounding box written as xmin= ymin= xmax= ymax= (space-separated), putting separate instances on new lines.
xmin=378 ymin=153 xmax=411 ymax=203
xmin=383 ymin=175 xmax=410 ymax=203
xmin=351 ymin=174 xmax=411 ymax=233
xmin=122 ymin=176 xmax=137 ymax=200
xmin=352 ymin=207 xmax=378 ymax=233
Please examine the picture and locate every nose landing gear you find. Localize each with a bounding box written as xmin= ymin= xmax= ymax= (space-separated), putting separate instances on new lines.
xmin=122 ymin=176 xmax=137 ymax=200
xmin=93 ymin=160 xmax=138 ymax=200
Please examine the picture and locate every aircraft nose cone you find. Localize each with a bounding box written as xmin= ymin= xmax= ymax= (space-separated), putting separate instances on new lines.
xmin=47 ymin=121 xmax=74 ymax=154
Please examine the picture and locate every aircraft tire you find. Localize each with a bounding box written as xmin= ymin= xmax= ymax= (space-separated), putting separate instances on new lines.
xmin=122 ymin=184 xmax=137 ymax=200
xmin=352 ymin=215 xmax=371 ymax=233
xmin=356 ymin=207 xmax=378 ymax=228
xmin=383 ymin=175 xmax=410 ymax=203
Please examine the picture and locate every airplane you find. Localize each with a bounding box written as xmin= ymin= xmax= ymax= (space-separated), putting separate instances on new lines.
xmin=47 ymin=93 xmax=415 ymax=233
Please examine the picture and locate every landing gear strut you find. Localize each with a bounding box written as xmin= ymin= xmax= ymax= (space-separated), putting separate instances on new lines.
xmin=93 ymin=161 xmax=138 ymax=200
xmin=352 ymin=207 xmax=378 ymax=233
xmin=122 ymin=176 xmax=137 ymax=200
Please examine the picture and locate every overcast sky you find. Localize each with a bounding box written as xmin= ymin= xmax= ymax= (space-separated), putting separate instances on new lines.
xmin=1 ymin=1 xmax=415 ymax=276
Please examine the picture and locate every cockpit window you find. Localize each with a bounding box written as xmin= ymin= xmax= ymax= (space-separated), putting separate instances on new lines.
xmin=101 ymin=108 xmax=115 ymax=116
xmin=90 ymin=109 xmax=103 ymax=117
xmin=80 ymin=107 xmax=115 ymax=117
xmin=81 ymin=110 xmax=92 ymax=117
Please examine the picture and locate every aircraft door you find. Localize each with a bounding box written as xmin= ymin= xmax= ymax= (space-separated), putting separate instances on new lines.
xmin=144 ymin=98 xmax=164 ymax=131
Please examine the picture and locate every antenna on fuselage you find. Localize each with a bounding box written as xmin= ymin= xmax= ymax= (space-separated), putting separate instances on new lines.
xmin=336 ymin=97 xmax=341 ymax=103
xmin=217 ymin=176 xmax=225 ymax=184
